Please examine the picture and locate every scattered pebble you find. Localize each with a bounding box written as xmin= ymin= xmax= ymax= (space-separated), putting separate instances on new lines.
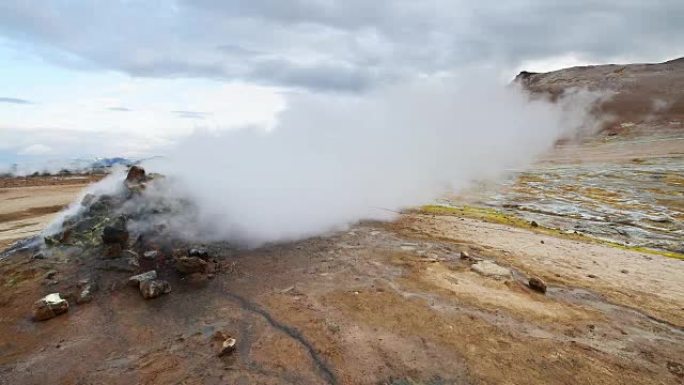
xmin=213 ymin=331 xmax=237 ymax=357
xmin=528 ymin=277 xmax=547 ymax=294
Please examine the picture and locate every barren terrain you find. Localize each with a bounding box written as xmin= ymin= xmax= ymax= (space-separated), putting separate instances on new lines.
xmin=0 ymin=131 xmax=683 ymax=385
xmin=1 ymin=59 xmax=683 ymax=384
xmin=0 ymin=175 xmax=101 ymax=251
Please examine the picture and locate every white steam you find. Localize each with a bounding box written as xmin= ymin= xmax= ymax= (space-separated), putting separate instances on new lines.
xmin=147 ymin=75 xmax=601 ymax=246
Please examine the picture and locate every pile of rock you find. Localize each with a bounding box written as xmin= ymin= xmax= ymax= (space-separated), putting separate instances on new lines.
xmin=29 ymin=165 xmax=224 ymax=322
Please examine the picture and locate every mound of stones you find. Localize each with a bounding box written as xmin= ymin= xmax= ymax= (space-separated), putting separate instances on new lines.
xmin=31 ymin=165 xmax=219 ymax=321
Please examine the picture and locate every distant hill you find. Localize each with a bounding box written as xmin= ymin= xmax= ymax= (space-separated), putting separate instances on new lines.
xmin=516 ymin=57 xmax=684 ymax=128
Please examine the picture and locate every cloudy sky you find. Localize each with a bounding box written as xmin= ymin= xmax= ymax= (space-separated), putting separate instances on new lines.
xmin=1 ymin=0 xmax=682 ymax=168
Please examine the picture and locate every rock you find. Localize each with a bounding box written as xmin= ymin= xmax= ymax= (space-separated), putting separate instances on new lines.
xmin=43 ymin=270 xmax=58 ymax=279
xmin=80 ymin=193 xmax=96 ymax=207
xmin=88 ymin=195 xmax=115 ymax=214
xmin=77 ymin=284 xmax=95 ymax=304
xmin=188 ymin=248 xmax=209 ymax=260
xmin=471 ymin=260 xmax=512 ymax=279
xmin=122 ymin=249 xmax=139 ymax=259
xmin=175 ymin=256 xmax=208 ymax=275
xmin=212 ymin=331 xmax=236 ymax=357
xmin=530 ymin=221 xmax=539 ymax=228
xmin=143 ymin=250 xmax=159 ymax=260
xmin=97 ymin=259 xmax=137 ymax=273
xmin=32 ymin=252 xmax=46 ymax=260
xmin=587 ymin=274 xmax=597 ymax=279
xmin=126 ymin=166 xmax=146 ymax=183
xmin=528 ymin=277 xmax=547 ymax=293
xmin=620 ymin=269 xmax=629 ymax=274
xmin=102 ymin=226 xmax=129 ymax=245
xmin=104 ymin=243 xmax=124 ymax=258
xmin=139 ymin=279 xmax=171 ymax=299
xmin=460 ymin=251 xmax=470 ymax=259
xmin=32 ymin=293 xmax=69 ymax=321
xmin=128 ymin=270 xmax=157 ymax=287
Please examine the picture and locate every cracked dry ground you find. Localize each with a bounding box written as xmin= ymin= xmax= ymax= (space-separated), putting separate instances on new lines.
xmin=1 ymin=212 xmax=683 ymax=384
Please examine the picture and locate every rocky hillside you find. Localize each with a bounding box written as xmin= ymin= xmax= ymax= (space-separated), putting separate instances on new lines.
xmin=516 ymin=57 xmax=684 ymax=130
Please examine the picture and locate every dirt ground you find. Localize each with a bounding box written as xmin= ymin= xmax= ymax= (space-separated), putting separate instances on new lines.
xmin=0 ymin=175 xmax=101 ymax=251
xmin=0 ymin=145 xmax=683 ymax=384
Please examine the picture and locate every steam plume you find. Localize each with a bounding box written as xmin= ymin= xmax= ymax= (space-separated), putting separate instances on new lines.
xmin=143 ymin=75 xmax=601 ymax=246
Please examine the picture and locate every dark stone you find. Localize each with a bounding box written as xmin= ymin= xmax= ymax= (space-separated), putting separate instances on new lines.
xmin=530 ymin=221 xmax=539 ymax=228
xmin=188 ymin=248 xmax=209 ymax=260
xmin=126 ymin=166 xmax=146 ymax=183
xmin=175 ymin=256 xmax=208 ymax=274
xmin=104 ymin=243 xmax=123 ymax=258
xmin=102 ymin=225 xmax=129 ymax=245
xmin=528 ymin=276 xmax=547 ymax=293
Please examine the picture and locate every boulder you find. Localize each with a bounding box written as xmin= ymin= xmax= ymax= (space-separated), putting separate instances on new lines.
xmin=128 ymin=270 xmax=157 ymax=287
xmin=33 ymin=293 xmax=69 ymax=321
xmin=175 ymin=256 xmax=208 ymax=274
xmin=528 ymin=277 xmax=547 ymax=294
xmin=139 ymin=279 xmax=171 ymax=299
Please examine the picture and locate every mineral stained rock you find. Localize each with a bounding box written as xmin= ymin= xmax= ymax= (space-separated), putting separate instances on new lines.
xmin=175 ymin=256 xmax=208 ymax=274
xmin=139 ymin=279 xmax=171 ymax=299
xmin=33 ymin=293 xmax=69 ymax=321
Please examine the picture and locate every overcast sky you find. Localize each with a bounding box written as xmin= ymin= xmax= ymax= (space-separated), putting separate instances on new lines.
xmin=1 ymin=0 xmax=683 ymax=168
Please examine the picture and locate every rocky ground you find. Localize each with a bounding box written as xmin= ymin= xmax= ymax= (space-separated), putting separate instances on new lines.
xmin=0 ymin=137 xmax=682 ymax=385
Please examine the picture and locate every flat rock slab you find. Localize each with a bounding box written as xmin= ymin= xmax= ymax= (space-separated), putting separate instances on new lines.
xmin=471 ymin=260 xmax=512 ymax=279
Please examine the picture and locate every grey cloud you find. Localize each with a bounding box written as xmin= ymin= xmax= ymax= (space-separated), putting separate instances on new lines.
xmin=0 ymin=1 xmax=682 ymax=91
xmin=0 ymin=97 xmax=32 ymax=104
